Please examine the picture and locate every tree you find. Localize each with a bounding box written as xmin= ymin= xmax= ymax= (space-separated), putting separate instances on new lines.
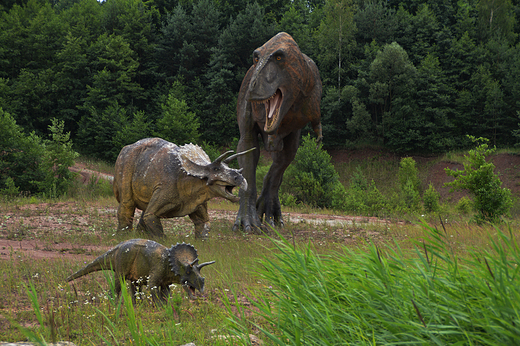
xmin=0 ymin=108 xmax=44 ymax=194
xmin=316 ymin=0 xmax=356 ymax=95
xmin=154 ymin=83 xmax=200 ymax=145
xmin=113 ymin=110 xmax=153 ymax=151
xmin=444 ymin=136 xmax=512 ymax=223
xmin=354 ymin=0 xmax=397 ymax=47
xmin=477 ymin=0 xmax=516 ymax=43
xmin=35 ymin=118 xmax=79 ymax=197
xmin=368 ymin=42 xmax=417 ymax=149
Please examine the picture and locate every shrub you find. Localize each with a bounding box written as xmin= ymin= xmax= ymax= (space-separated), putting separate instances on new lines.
xmin=342 ymin=179 xmax=387 ymax=216
xmin=35 ymin=118 xmax=79 ymax=198
xmin=0 ymin=176 xmax=19 ymax=197
xmin=398 ymin=157 xmax=421 ymax=211
xmin=456 ymin=196 xmax=473 ymax=214
xmin=423 ymin=183 xmax=440 ymax=213
xmin=445 ymin=136 xmax=512 ymax=223
xmin=282 ymin=134 xmax=342 ymax=208
xmin=0 ymin=108 xmax=44 ymax=194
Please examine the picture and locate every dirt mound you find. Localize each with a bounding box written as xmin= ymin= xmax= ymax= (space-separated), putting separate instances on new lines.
xmin=329 ymin=149 xmax=520 ymax=202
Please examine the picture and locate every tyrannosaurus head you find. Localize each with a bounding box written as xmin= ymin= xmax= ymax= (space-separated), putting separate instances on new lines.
xmin=247 ymin=32 xmax=312 ymax=135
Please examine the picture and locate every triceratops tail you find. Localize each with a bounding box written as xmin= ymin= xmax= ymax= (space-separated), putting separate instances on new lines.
xmin=66 ymin=249 xmax=117 ymax=282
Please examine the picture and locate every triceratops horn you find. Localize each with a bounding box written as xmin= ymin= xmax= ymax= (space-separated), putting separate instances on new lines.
xmin=223 ymin=147 xmax=256 ymax=164
xmin=213 ymin=150 xmax=235 ymax=164
xmin=197 ymin=260 xmax=216 ymax=270
xmin=189 ymin=258 xmax=199 ymax=267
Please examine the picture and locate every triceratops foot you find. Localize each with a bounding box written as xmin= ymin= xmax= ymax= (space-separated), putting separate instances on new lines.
xmin=194 ymin=225 xmax=210 ymax=240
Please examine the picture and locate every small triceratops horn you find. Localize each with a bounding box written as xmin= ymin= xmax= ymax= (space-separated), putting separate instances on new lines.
xmin=189 ymin=258 xmax=199 ymax=267
xmin=213 ymin=150 xmax=235 ymax=164
xmin=223 ymin=147 xmax=256 ymax=164
xmin=197 ymin=261 xmax=216 ymax=270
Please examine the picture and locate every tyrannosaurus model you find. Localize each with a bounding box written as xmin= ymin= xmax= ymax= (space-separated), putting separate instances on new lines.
xmin=233 ymin=32 xmax=323 ymax=232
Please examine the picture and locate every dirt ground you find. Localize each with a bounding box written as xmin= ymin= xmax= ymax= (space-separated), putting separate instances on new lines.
xmin=1 ymin=150 xmax=519 ymax=263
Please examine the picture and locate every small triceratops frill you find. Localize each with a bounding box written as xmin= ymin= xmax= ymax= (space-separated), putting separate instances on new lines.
xmin=168 ymin=242 xmax=199 ymax=275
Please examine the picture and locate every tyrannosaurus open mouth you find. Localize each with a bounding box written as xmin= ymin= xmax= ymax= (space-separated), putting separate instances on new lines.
xmin=263 ymin=89 xmax=283 ymax=133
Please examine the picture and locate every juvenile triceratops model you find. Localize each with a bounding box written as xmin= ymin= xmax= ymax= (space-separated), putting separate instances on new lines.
xmin=113 ymin=138 xmax=253 ymax=238
xmin=234 ymin=32 xmax=323 ymax=232
xmin=66 ymin=239 xmax=215 ymax=303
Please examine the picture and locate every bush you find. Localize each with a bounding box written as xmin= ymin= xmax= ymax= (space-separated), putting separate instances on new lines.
xmin=282 ymin=134 xmax=342 ymax=208
xmin=456 ymin=196 xmax=473 ymax=214
xmin=423 ymin=183 xmax=440 ymax=213
xmin=0 ymin=176 xmax=19 ymax=197
xmin=398 ymin=157 xmax=421 ymax=211
xmin=0 ymin=108 xmax=44 ymax=194
xmin=445 ymin=136 xmax=512 ymax=223
xmin=35 ymin=118 xmax=79 ymax=198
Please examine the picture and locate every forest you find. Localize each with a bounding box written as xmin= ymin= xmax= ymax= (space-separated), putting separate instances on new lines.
xmin=1 ymin=0 xmax=520 ymax=158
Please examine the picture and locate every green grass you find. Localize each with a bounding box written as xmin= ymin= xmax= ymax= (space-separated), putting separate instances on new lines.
xmin=228 ymin=223 xmax=520 ymax=345
xmin=2 ymin=194 xmax=519 ymax=345
xmin=2 ymin=149 xmax=520 ymax=344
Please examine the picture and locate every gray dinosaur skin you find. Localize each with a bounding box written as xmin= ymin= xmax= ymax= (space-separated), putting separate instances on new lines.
xmin=113 ymin=137 xmax=251 ymax=239
xmin=66 ymin=239 xmax=215 ymax=304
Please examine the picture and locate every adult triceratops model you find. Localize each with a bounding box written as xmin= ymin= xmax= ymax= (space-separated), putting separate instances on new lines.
xmin=114 ymin=138 xmax=253 ymax=239
xmin=233 ymin=32 xmax=322 ymax=232
xmin=66 ymin=239 xmax=215 ymax=303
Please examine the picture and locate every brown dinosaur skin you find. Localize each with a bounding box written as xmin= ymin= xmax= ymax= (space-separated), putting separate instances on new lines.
xmin=66 ymin=239 xmax=215 ymax=304
xmin=233 ymin=32 xmax=322 ymax=231
xmin=114 ymin=138 xmax=249 ymax=238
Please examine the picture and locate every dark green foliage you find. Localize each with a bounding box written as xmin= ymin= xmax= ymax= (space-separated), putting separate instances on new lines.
xmin=0 ymin=109 xmax=78 ymax=197
xmin=154 ymin=86 xmax=200 ymax=145
xmin=1 ymin=0 xmax=520 ymax=157
xmin=445 ymin=136 xmax=513 ymax=223
xmin=398 ymin=157 xmax=421 ymax=211
xmin=282 ymin=134 xmax=342 ymax=208
xmin=423 ymin=182 xmax=440 ymax=213
xmin=0 ymin=108 xmax=44 ymax=194
xmin=113 ymin=110 xmax=153 ymax=151
xmin=35 ymin=118 xmax=79 ymax=198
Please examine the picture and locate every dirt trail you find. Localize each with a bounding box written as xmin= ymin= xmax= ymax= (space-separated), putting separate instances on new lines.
xmin=2 ymin=151 xmax=518 ymax=263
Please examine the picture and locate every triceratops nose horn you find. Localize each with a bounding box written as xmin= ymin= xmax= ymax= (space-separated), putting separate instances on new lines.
xmin=213 ymin=150 xmax=235 ymax=164
xmin=223 ymin=147 xmax=256 ymax=164
xmin=197 ymin=260 xmax=216 ymax=270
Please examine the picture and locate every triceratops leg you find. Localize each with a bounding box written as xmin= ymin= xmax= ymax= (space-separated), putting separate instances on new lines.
xmin=117 ymin=200 xmax=136 ymax=233
xmin=137 ymin=212 xmax=164 ymax=237
xmin=189 ymin=203 xmax=210 ymax=240
xmin=257 ymin=129 xmax=301 ymax=227
xmin=137 ymin=191 xmax=166 ymax=237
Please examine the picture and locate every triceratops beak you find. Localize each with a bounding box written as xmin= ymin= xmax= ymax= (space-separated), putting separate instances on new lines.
xmin=197 ymin=260 xmax=216 ymax=270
